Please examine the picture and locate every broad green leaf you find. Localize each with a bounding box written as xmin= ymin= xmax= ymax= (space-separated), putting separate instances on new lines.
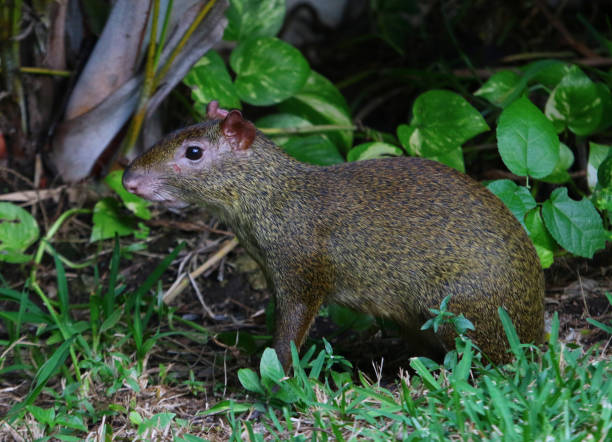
xmin=0 ymin=202 xmax=39 ymax=263
xmin=90 ymin=198 xmax=139 ymax=242
xmin=428 ymin=146 xmax=466 ymax=173
xmin=486 ymin=180 xmax=536 ymax=229
xmin=259 ymin=347 xmax=285 ymax=385
xmin=237 ymin=368 xmax=265 ymax=395
xmin=397 ymin=90 xmax=488 ymax=170
xmin=594 ymin=83 xmax=612 ymax=132
xmin=105 ymin=170 xmax=151 ymax=220
xmin=224 ymin=0 xmax=285 ymax=42
xmin=524 ymin=208 xmax=555 ymax=268
xmin=497 ymin=96 xmax=559 ymax=178
xmin=541 ymin=142 xmax=574 ymax=184
xmin=598 ymin=156 xmax=612 ymax=189
xmin=347 ymin=142 xmax=403 ymax=162
xmin=587 ymin=142 xmax=611 ymax=190
xmin=55 ymin=414 xmax=88 ymax=432
xmin=542 ymin=188 xmax=606 ymax=258
xmin=183 ymin=51 xmax=241 ymax=113
xmin=231 ymin=37 xmax=310 ymax=106
xmin=474 ymin=70 xmax=523 ymax=107
xmin=526 ymin=60 xmax=571 ymax=89
xmin=278 ymin=71 xmax=353 ymax=152
xmin=282 ymin=135 xmax=344 ymax=165
xmin=545 ymin=65 xmax=603 ymax=136
xmin=129 ymin=411 xmax=143 ymax=425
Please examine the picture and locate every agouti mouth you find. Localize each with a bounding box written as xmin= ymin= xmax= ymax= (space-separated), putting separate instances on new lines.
xmin=159 ymin=199 xmax=189 ymax=209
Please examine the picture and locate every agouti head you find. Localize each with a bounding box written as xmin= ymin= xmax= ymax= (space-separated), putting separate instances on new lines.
xmin=122 ymin=101 xmax=257 ymax=209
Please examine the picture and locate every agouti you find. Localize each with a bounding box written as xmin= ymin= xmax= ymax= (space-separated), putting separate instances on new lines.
xmin=123 ymin=101 xmax=545 ymax=369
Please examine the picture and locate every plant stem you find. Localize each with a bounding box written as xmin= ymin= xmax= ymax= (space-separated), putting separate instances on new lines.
xmin=260 ymin=125 xmax=357 ymax=136
xmin=154 ymin=0 xmax=217 ymax=89
xmin=120 ymin=0 xmax=161 ymax=155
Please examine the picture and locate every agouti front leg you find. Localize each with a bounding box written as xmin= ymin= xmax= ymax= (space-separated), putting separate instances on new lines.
xmin=272 ymin=289 xmax=324 ymax=372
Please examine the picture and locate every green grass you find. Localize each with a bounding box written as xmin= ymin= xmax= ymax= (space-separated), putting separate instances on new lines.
xmin=0 ymin=239 xmax=610 ymax=441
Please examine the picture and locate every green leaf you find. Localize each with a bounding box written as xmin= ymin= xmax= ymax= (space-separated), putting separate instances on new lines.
xmin=26 ymin=405 xmax=55 ymax=426
xmin=129 ymin=411 xmax=143 ymax=425
xmin=594 ymin=83 xmax=612 ymax=132
xmin=474 ymin=70 xmax=524 ymax=107
xmin=542 ymin=188 xmax=606 ymax=258
xmin=183 ymin=51 xmax=241 ymax=113
xmin=524 ymin=208 xmax=555 ymax=269
xmin=587 ymin=142 xmax=611 ymax=190
xmin=597 ymin=155 xmax=612 ymax=189
xmin=105 ymin=171 xmax=151 ymax=220
xmin=231 ymin=37 xmax=310 ymax=106
xmin=202 ymin=399 xmax=252 ymax=416
xmin=0 ymin=202 xmax=39 ymax=263
xmin=100 ymin=308 xmax=123 ymax=333
xmin=259 ymin=347 xmax=285 ymax=385
xmin=55 ymin=414 xmax=88 ymax=432
xmin=224 ymin=0 xmax=285 ymax=42
xmin=540 ymin=142 xmax=574 ymax=184
xmin=6 ymin=336 xmax=75 ymax=421
xmin=282 ymin=135 xmax=344 ymax=165
xmin=90 ymin=198 xmax=140 ymax=242
xmin=545 ymin=65 xmax=604 ymax=136
xmin=410 ymin=357 xmax=441 ymax=390
xmin=526 ymin=60 xmax=571 ymax=89
xmin=397 ymin=90 xmax=489 ymax=170
xmin=486 ymin=179 xmax=537 ymax=229
xmin=237 ymin=368 xmax=265 ymax=395
xmin=278 ymin=71 xmax=353 ymax=152
xmin=497 ymin=96 xmax=560 ymax=178
xmin=428 ymin=145 xmax=466 ymax=173
xmin=347 ymin=142 xmax=403 ymax=162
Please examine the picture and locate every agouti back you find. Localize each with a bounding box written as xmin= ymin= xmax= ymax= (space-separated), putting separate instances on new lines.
xmin=123 ymin=101 xmax=545 ymax=369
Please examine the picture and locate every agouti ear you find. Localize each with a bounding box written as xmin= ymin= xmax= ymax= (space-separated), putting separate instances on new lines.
xmin=220 ymin=110 xmax=256 ymax=151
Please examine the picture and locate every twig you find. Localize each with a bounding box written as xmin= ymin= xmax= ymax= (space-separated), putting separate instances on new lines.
xmin=535 ymin=0 xmax=600 ymax=59
xmin=163 ymin=237 xmax=239 ymax=304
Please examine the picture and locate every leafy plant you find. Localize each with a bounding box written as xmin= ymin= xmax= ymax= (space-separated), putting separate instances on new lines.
xmin=2 ymin=229 xmax=186 ymax=422
xmin=0 ymin=202 xmax=39 ymax=263
xmin=180 ymin=1 xmax=610 ymax=268
xmin=202 ymin=311 xmax=611 ymax=440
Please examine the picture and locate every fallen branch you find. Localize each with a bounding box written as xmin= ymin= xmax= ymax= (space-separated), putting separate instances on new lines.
xmin=163 ymin=237 xmax=239 ymax=304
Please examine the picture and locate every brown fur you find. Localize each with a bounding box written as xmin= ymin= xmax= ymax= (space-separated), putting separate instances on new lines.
xmin=123 ymin=113 xmax=545 ymax=369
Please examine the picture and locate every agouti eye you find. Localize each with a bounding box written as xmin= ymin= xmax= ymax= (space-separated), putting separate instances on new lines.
xmin=185 ymin=146 xmax=203 ymax=160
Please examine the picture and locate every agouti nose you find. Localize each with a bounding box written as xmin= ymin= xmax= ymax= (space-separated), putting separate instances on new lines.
xmin=122 ymin=168 xmax=141 ymax=194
